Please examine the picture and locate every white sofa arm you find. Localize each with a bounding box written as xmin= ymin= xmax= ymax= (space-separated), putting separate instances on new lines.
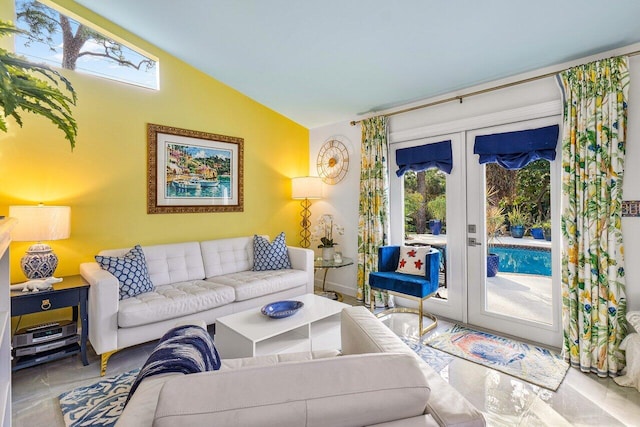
xmin=340 ymin=307 xmax=486 ymax=427
xmin=80 ymin=262 xmax=120 ymax=356
xmin=287 ymin=246 xmax=314 ymax=294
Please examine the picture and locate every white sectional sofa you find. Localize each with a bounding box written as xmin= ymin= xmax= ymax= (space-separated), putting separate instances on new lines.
xmin=117 ymin=306 xmax=486 ymax=427
xmin=80 ymin=236 xmax=313 ymax=375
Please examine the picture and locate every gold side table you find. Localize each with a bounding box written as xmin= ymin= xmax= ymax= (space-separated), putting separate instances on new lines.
xmin=314 ymin=257 xmax=354 ymax=301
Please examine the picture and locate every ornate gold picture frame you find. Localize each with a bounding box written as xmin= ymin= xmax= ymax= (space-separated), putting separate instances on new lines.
xmin=147 ymin=123 xmax=244 ymax=214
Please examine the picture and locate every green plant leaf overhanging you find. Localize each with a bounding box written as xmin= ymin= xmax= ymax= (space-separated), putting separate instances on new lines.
xmin=0 ymin=20 xmax=77 ymax=149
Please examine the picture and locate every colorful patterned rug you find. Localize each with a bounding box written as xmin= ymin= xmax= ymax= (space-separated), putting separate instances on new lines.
xmin=424 ymin=325 xmax=569 ymax=390
xmin=400 ymin=336 xmax=454 ymax=373
xmin=59 ymin=369 xmax=139 ymax=427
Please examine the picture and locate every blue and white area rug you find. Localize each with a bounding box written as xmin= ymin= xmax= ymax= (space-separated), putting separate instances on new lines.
xmin=400 ymin=336 xmax=454 ymax=373
xmin=59 ymin=369 xmax=139 ymax=427
xmin=424 ymin=325 xmax=569 ymax=390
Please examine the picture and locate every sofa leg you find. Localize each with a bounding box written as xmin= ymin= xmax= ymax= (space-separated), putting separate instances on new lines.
xmin=100 ymin=350 xmax=118 ymax=376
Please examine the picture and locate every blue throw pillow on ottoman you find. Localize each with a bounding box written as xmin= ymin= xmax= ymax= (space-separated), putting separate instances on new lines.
xmin=253 ymin=232 xmax=292 ymax=271
xmin=95 ymin=245 xmax=154 ymax=300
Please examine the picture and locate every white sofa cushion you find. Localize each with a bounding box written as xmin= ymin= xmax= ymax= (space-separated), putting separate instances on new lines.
xmin=99 ymin=242 xmax=205 ymax=287
xmin=153 ymin=353 xmax=430 ymax=427
xmin=206 ymin=269 xmax=307 ymax=301
xmin=200 ymin=236 xmax=256 ymax=277
xmin=118 ymin=280 xmax=235 ymax=328
xmin=116 ymin=350 xmax=340 ymax=427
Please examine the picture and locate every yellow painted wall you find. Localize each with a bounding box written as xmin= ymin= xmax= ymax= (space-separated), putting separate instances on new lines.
xmin=0 ymin=0 xmax=310 ymax=285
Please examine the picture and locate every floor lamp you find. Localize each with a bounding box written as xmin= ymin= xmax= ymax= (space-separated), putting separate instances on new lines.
xmin=292 ymin=177 xmax=322 ymax=248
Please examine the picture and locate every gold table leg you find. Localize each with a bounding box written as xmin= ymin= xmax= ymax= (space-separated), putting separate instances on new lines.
xmin=368 ymin=288 xmax=438 ymax=337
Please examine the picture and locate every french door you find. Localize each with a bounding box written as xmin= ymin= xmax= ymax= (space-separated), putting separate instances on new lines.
xmin=389 ymin=132 xmax=467 ymax=322
xmin=466 ymin=117 xmax=562 ymax=348
xmin=389 ymin=114 xmax=562 ymax=348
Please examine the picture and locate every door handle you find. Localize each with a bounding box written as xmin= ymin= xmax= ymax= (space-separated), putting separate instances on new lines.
xmin=468 ymin=237 xmax=482 ymax=247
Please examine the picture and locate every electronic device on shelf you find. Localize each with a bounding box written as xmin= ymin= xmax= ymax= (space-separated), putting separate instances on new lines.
xmin=12 ymin=344 xmax=81 ymax=369
xmin=13 ymin=335 xmax=79 ymax=357
xmin=12 ymin=320 xmax=77 ymax=348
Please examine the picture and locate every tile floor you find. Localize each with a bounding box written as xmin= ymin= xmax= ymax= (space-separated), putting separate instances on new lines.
xmin=10 ymin=300 xmax=640 ymax=427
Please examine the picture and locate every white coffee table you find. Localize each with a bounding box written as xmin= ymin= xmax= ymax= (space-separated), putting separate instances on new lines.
xmin=215 ymin=293 xmax=350 ymax=359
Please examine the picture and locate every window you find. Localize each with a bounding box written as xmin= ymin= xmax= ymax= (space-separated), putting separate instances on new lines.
xmin=15 ymin=0 xmax=159 ymax=90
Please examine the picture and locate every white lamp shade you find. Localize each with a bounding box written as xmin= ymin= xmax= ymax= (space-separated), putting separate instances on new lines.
xmin=9 ymin=205 xmax=71 ymax=242
xmin=292 ymin=176 xmax=323 ymax=199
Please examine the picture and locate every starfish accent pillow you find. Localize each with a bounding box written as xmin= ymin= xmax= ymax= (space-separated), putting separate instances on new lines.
xmin=396 ymin=246 xmax=431 ymax=276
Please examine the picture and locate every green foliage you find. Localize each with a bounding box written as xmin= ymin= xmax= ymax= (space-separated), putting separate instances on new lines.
xmin=486 ymin=187 xmax=505 ymax=254
xmin=0 ymin=20 xmax=77 ymax=148
xmin=403 ymin=169 xmax=446 ymax=233
xmin=404 ymin=191 xmax=423 ymax=232
xmin=486 ymin=163 xmax=516 ymax=204
xmin=485 ymin=159 xmax=551 ymax=223
xmin=423 ymin=169 xmax=446 ymax=201
xmin=404 ymin=170 xmax=417 ymax=192
xmin=506 ymin=204 xmax=530 ymax=226
xmin=515 ymin=159 xmax=550 ymax=222
xmin=427 ymin=195 xmax=446 ymax=220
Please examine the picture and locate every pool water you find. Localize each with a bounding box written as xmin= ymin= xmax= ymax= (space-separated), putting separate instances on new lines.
xmin=491 ymin=246 xmax=551 ymax=276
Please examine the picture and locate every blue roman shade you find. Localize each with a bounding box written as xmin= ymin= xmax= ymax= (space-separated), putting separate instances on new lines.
xmin=473 ymin=125 xmax=560 ymax=170
xmin=396 ymin=140 xmax=452 ymax=176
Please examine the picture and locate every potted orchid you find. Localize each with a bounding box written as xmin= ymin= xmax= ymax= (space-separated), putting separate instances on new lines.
xmin=312 ymin=214 xmax=344 ymax=261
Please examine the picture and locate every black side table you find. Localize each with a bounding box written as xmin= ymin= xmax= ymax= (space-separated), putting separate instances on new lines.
xmin=10 ymin=275 xmax=89 ymax=371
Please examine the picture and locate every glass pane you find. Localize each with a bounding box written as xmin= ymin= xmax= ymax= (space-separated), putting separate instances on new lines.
xmin=403 ymin=169 xmax=447 ymax=300
xmin=15 ymin=0 xmax=158 ymax=90
xmin=485 ymin=160 xmax=552 ymax=325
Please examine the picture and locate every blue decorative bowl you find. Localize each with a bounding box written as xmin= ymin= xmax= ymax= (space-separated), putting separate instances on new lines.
xmin=261 ymin=300 xmax=304 ymax=319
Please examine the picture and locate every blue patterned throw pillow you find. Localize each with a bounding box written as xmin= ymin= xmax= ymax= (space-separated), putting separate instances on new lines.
xmin=253 ymin=232 xmax=292 ymax=271
xmin=95 ymin=245 xmax=154 ymax=300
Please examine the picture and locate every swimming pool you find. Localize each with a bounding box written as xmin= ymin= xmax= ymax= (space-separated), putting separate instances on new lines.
xmin=490 ymin=246 xmax=551 ymax=276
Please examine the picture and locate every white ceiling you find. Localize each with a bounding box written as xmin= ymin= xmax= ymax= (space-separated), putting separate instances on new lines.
xmin=74 ymin=0 xmax=640 ymax=129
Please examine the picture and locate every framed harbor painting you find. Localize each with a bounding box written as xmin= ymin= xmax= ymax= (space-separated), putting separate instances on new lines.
xmin=147 ymin=123 xmax=244 ymax=213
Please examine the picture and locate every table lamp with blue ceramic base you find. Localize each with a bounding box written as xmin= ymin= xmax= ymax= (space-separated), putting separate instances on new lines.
xmin=21 ymin=242 xmax=60 ymax=279
xmin=9 ymin=204 xmax=71 ymax=279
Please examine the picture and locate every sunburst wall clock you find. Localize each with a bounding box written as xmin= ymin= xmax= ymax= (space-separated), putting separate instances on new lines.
xmin=317 ymin=137 xmax=350 ymax=185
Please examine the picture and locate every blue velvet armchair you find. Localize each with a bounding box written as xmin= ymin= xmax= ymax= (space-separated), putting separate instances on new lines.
xmin=369 ymin=246 xmax=440 ymax=336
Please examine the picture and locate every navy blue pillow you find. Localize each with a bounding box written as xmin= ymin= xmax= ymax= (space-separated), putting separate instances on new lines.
xmin=253 ymin=232 xmax=292 ymax=271
xmin=125 ymin=324 xmax=220 ymax=406
xmin=95 ymin=245 xmax=154 ymax=300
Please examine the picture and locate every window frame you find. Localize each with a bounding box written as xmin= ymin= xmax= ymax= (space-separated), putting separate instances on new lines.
xmin=14 ymin=0 xmax=160 ymax=90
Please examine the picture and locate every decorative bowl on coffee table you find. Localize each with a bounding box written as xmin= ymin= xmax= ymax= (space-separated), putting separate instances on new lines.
xmin=261 ymin=300 xmax=304 ymax=319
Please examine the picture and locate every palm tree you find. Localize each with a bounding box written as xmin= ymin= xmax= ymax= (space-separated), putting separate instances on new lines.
xmin=0 ymin=20 xmax=77 ymax=149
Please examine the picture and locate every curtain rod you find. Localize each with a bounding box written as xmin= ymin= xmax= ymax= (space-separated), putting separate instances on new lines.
xmin=350 ymin=50 xmax=640 ymax=126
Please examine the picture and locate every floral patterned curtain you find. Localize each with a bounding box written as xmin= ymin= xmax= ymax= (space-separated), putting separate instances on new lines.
xmin=558 ymin=56 xmax=629 ymax=377
xmin=357 ymin=116 xmax=390 ymax=304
